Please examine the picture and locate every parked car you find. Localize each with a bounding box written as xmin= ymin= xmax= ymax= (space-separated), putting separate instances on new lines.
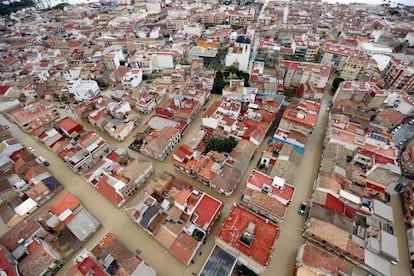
xmin=395 ymin=183 xmax=404 ymax=193
xmin=37 ymin=156 xmax=49 ymax=166
xmin=28 ymin=146 xmax=35 ymax=152
xmin=2 ymin=124 xmax=9 ymax=129
xmin=384 ymin=192 xmax=391 ymax=203
xmin=298 ymin=202 xmax=307 ymax=215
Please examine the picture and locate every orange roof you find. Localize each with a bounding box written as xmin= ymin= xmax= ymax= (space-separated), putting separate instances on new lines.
xmin=170 ymin=232 xmax=198 ymax=265
xmin=48 ymin=192 xmax=80 ymax=222
xmin=174 ymin=188 xmax=192 ymax=206
xmin=95 ymin=175 xmax=124 ymax=207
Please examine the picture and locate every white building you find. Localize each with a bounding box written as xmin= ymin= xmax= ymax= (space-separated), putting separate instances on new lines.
xmin=183 ymin=24 xmax=203 ymax=37
xmin=151 ymin=52 xmax=175 ymax=70
xmin=146 ymin=0 xmax=161 ymax=13
xmin=32 ymin=0 xmax=99 ymax=9
xmin=122 ymin=69 xmax=143 ymax=89
xmin=67 ymin=79 xmax=100 ymax=102
xmin=225 ymin=36 xmax=251 ymax=72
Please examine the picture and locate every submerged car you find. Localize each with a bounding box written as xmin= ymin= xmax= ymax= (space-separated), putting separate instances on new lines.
xmin=299 ymin=202 xmax=307 ymax=215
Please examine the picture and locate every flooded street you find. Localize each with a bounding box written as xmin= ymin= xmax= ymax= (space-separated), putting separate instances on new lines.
xmin=0 ymin=91 xmax=411 ymax=276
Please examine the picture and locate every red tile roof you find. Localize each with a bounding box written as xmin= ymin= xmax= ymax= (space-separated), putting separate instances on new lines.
xmin=247 ymin=170 xmax=295 ymax=203
xmin=298 ymin=242 xmax=353 ymax=274
xmin=0 ymin=248 xmax=17 ymax=276
xmin=76 ymin=257 xmax=106 ymax=276
xmin=0 ymin=219 xmax=44 ymax=251
xmin=19 ymin=239 xmax=59 ymax=276
xmin=0 ymin=86 xmax=11 ymax=95
xmin=170 ymin=232 xmax=198 ymax=265
xmin=192 ymin=193 xmax=223 ymax=231
xmin=57 ymin=117 xmax=83 ymax=134
xmin=95 ymin=174 xmax=124 ymax=206
xmin=217 ymin=205 xmax=279 ymax=267
xmin=282 ymin=107 xmax=318 ymax=128
xmin=48 ymin=192 xmax=80 ymax=223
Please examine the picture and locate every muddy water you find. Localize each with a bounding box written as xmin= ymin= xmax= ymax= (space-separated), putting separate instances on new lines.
xmin=0 ymin=91 xmax=411 ymax=276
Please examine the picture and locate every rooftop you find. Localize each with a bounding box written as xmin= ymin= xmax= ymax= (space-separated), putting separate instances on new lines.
xmin=296 ymin=242 xmax=354 ymax=275
xmin=90 ymin=232 xmax=143 ymax=275
xmin=247 ymin=170 xmax=295 ymax=203
xmin=192 ymin=193 xmax=223 ymax=231
xmin=48 ymin=192 xmax=81 ymax=221
xmin=216 ymin=205 xmax=279 ymax=267
xmin=282 ymin=107 xmax=318 ymax=128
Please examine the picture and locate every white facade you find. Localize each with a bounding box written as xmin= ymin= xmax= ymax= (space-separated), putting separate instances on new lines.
xmin=183 ymin=25 xmax=203 ymax=37
xmin=33 ymin=0 xmax=99 ymax=9
xmin=67 ymin=79 xmax=100 ymax=102
xmin=225 ymin=36 xmax=251 ymax=72
xmin=151 ymin=53 xmax=174 ymax=70
xmin=225 ymin=45 xmax=250 ymax=72
xmin=146 ymin=1 xmax=161 ymax=13
xmin=122 ymin=69 xmax=143 ymax=89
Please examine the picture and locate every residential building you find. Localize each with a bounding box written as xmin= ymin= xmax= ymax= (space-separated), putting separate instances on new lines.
xmin=326 ymin=115 xmax=400 ymax=189
xmin=122 ymin=69 xmax=143 ymax=89
xmin=202 ymin=12 xmax=226 ymax=24
xmin=228 ymin=8 xmax=255 ymax=27
xmin=294 ymin=242 xmax=355 ymax=275
xmin=45 ymin=192 xmax=100 ymax=241
xmin=0 ymin=219 xmax=49 ymax=261
xmin=383 ymin=57 xmax=414 ymax=92
xmin=216 ymin=205 xmax=279 ymax=274
xmin=140 ymin=126 xmax=181 ymax=161
xmin=333 ymin=81 xmax=387 ymax=112
xmin=70 ymin=232 xmax=156 ymax=276
xmin=275 ymin=100 xmax=320 ymax=150
xmin=7 ymin=102 xmax=60 ymax=133
xmin=66 ymin=79 xmax=100 ymax=102
xmin=241 ymin=170 xmax=295 ymax=222
xmin=84 ymin=155 xmax=152 ymax=207
xmin=269 ymin=143 xmax=303 ymax=184
xmin=199 ymin=245 xmax=237 ymax=276
xmin=291 ymin=34 xmax=320 ymax=62
xmin=173 ymin=140 xmax=256 ymax=196
xmin=0 ymin=135 xmax=24 ymax=161
xmin=102 ymin=49 xmax=125 ymax=70
xmin=407 ymin=228 xmax=414 ymax=274
xmin=400 ymin=181 xmax=414 ymax=226
xmin=37 ymin=127 xmax=64 ymax=148
xmin=340 ymin=56 xmax=370 ymax=81
xmin=278 ymin=61 xmax=331 ymax=99
xmin=320 ymin=42 xmax=360 ymax=70
xmin=130 ymin=86 xmax=165 ymax=114
xmin=18 ymin=238 xmax=63 ymax=276
xmin=304 ymin=216 xmax=394 ymax=276
xmin=56 ymin=116 xmax=84 ymax=139
xmin=0 ymin=246 xmax=18 ymax=276
xmin=124 ymin=173 xmax=223 ymax=265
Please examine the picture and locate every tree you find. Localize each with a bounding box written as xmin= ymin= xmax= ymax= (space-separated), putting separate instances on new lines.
xmin=228 ymin=65 xmax=239 ymax=75
xmin=212 ymin=71 xmax=229 ymax=94
xmin=52 ymin=93 xmax=60 ymax=102
xmin=204 ymin=136 xmax=238 ymax=153
xmin=332 ymin=77 xmax=345 ymax=92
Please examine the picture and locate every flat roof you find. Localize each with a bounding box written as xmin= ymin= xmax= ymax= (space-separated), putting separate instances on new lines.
xmin=192 ymin=193 xmax=223 ymax=231
xmin=57 ymin=116 xmax=81 ymax=132
xmin=373 ymin=199 xmax=394 ymax=222
xmin=199 ymin=245 xmax=236 ymax=276
xmin=216 ymin=205 xmax=279 ymax=266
